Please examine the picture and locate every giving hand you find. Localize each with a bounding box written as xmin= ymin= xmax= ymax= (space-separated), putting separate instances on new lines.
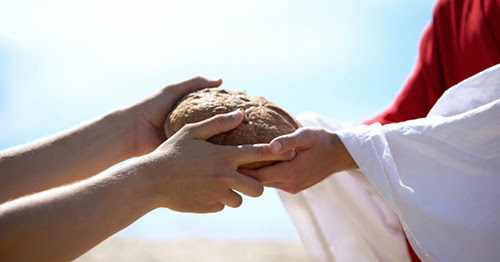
xmin=240 ymin=127 xmax=357 ymax=194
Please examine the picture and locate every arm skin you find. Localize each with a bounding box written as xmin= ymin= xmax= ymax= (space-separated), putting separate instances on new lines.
xmin=0 ymin=111 xmax=295 ymax=262
xmin=240 ymin=127 xmax=358 ymax=194
xmin=0 ymin=76 xmax=222 ymax=203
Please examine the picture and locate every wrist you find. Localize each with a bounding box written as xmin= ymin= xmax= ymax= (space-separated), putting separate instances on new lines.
xmin=102 ymin=109 xmax=138 ymax=159
xmin=122 ymin=99 xmax=172 ymax=157
xmin=112 ymin=156 xmax=164 ymax=211
xmin=328 ymin=132 xmax=358 ymax=172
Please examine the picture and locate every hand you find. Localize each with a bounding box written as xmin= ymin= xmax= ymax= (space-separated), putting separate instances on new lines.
xmin=129 ymin=76 xmax=223 ymax=156
xmin=142 ymin=111 xmax=296 ymax=213
xmin=0 ymin=76 xmax=222 ymax=203
xmin=239 ymin=127 xmax=358 ymax=194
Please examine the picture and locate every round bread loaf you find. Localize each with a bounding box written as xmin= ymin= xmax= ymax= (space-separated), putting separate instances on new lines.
xmin=164 ymin=87 xmax=300 ymax=169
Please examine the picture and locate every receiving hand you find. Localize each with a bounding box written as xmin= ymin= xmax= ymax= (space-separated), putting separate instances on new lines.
xmin=129 ymin=76 xmax=223 ymax=156
xmin=143 ymin=111 xmax=296 ymax=213
xmin=239 ymin=127 xmax=358 ymax=194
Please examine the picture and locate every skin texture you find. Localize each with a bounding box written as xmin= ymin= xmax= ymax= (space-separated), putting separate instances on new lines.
xmin=0 ymin=77 xmax=294 ymax=262
xmin=0 ymin=76 xmax=224 ymax=203
xmin=149 ymin=111 xmax=295 ymax=212
xmin=164 ymin=87 xmax=300 ymax=169
xmin=240 ymin=127 xmax=358 ymax=194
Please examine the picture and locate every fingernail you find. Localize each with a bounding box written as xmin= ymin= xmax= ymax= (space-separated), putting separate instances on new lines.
xmin=290 ymin=150 xmax=296 ymax=158
xmin=231 ymin=111 xmax=242 ymax=120
xmin=271 ymin=141 xmax=282 ymax=153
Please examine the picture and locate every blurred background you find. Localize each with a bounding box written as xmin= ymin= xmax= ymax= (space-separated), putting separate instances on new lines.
xmin=0 ymin=0 xmax=435 ymax=261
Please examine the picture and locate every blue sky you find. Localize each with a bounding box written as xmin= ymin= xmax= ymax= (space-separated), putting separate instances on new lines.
xmin=0 ymin=0 xmax=436 ymax=240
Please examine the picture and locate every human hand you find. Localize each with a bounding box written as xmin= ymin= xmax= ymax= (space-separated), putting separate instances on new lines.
xmin=142 ymin=111 xmax=296 ymax=213
xmin=128 ymin=76 xmax=223 ymax=156
xmin=239 ymin=127 xmax=358 ymax=194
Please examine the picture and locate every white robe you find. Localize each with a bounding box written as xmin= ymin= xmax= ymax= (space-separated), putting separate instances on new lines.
xmin=280 ymin=63 xmax=500 ymax=262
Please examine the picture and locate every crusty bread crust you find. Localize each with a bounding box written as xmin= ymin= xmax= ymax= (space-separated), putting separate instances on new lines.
xmin=164 ymin=87 xmax=299 ymax=169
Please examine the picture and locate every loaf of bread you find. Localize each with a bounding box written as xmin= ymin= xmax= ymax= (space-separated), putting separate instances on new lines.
xmin=164 ymin=87 xmax=300 ymax=169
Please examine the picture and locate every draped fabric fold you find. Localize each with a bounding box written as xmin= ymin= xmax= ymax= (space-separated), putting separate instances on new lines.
xmin=280 ymin=64 xmax=500 ymax=262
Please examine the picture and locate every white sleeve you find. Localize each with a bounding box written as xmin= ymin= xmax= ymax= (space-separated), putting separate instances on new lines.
xmin=337 ymin=97 xmax=500 ymax=262
xmin=279 ymin=64 xmax=500 ymax=262
xmin=279 ymin=112 xmax=412 ymax=262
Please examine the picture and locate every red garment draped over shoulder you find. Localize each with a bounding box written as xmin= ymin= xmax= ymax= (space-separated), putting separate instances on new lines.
xmin=364 ymin=0 xmax=500 ymax=125
xmin=362 ymin=0 xmax=500 ymax=261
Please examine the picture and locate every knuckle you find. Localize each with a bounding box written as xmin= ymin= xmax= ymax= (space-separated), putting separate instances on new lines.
xmin=302 ymin=129 xmax=315 ymax=140
xmin=215 ymin=114 xmax=227 ymax=124
xmin=178 ymin=125 xmax=189 ymax=133
xmin=213 ymin=171 xmax=236 ymax=184
xmin=296 ymin=127 xmax=308 ymax=135
xmin=255 ymin=145 xmax=267 ymax=158
xmin=179 ymin=124 xmax=196 ymax=136
xmin=182 ymin=122 xmax=196 ymax=130
xmin=192 ymin=75 xmax=205 ymax=83
xmin=284 ymin=131 xmax=304 ymax=147
xmin=279 ymin=136 xmax=294 ymax=149
xmin=214 ymin=155 xmax=234 ymax=168
xmin=210 ymin=114 xmax=228 ymax=129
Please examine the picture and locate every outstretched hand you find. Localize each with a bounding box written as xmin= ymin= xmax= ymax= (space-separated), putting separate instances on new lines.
xmin=239 ymin=127 xmax=357 ymax=194
xmin=130 ymin=76 xmax=223 ymax=156
xmin=144 ymin=111 xmax=296 ymax=213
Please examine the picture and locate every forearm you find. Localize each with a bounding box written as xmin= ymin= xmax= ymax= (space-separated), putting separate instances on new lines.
xmin=0 ymin=77 xmax=224 ymax=203
xmin=0 ymin=109 xmax=137 ymax=203
xmin=0 ymin=159 xmax=158 ymax=262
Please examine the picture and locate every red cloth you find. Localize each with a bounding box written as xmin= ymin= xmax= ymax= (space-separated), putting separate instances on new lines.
xmin=364 ymin=0 xmax=500 ymax=125
xmin=362 ymin=0 xmax=500 ymax=261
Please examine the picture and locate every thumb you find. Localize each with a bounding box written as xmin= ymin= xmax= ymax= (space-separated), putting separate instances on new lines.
xmin=168 ymin=76 xmax=223 ymax=97
xmin=269 ymin=128 xmax=314 ymax=154
xmin=186 ymin=111 xmax=244 ymax=140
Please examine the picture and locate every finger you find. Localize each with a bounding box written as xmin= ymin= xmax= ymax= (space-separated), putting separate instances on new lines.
xmin=264 ymin=182 xmax=287 ymax=190
xmin=273 ymin=184 xmax=302 ymax=194
xmin=168 ymin=76 xmax=223 ymax=98
xmin=227 ymin=172 xmax=264 ymax=198
xmin=217 ymin=189 xmax=243 ymax=208
xmin=270 ymin=128 xmax=315 ymax=154
xmin=202 ymin=202 xmax=225 ymax=213
xmin=238 ymin=161 xmax=294 ymax=184
xmin=225 ymin=144 xmax=296 ymax=166
xmin=186 ymin=111 xmax=243 ymax=140
xmin=237 ymin=168 xmax=257 ymax=178
xmin=235 ymin=172 xmax=291 ymax=193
